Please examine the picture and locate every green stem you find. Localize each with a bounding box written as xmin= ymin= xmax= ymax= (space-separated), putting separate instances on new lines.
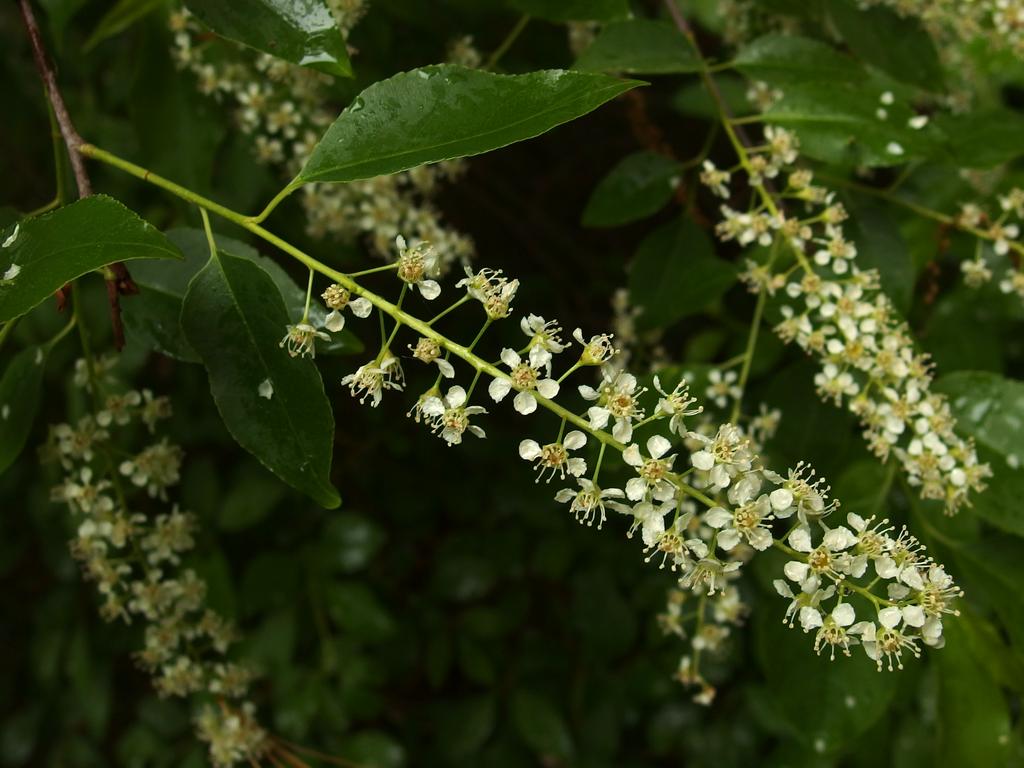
xmin=427 ymin=294 xmax=470 ymax=325
xmin=247 ymin=181 xmax=299 ymax=224
xmin=350 ymin=263 xmax=399 ymax=278
xmin=729 ymin=285 xmax=767 ymax=423
xmin=485 ymin=14 xmax=530 ymax=70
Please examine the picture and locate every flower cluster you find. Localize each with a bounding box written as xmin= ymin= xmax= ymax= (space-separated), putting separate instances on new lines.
xmin=702 ymin=125 xmax=990 ymax=513
xmin=45 ymin=379 xmax=266 ymax=767
xmin=952 ymin=192 xmax=1024 ymax=299
xmin=317 ymin=230 xmax=963 ymax=705
xmin=168 ymin=5 xmax=475 ymax=271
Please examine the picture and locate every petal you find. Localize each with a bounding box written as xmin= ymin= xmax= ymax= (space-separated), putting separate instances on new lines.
xmin=567 ymin=458 xmax=586 ymax=476
xmin=647 ymin=434 xmax=672 ymax=459
xmin=350 ymin=297 xmax=373 ymax=318
xmin=622 ymin=444 xmax=643 ymax=467
xmin=718 ymin=529 xmax=740 ymax=550
xmin=419 ymin=280 xmax=442 ymax=300
xmin=578 ymin=385 xmax=598 ymax=400
xmin=435 ymin=358 xmax=455 ymax=378
xmin=704 ymin=507 xmax=732 ymax=528
xmin=500 ymin=348 xmax=520 ymax=367
xmin=519 ymin=440 xmax=541 ymax=460
xmin=324 ymin=310 xmax=346 ymax=332
xmin=563 ymin=430 xmax=586 ymax=450
xmin=514 ymin=391 xmax=537 ymax=414
xmin=536 ymin=379 xmax=559 ymax=399
xmin=447 ymin=386 xmax=467 ymax=408
xmin=878 ymin=606 xmax=902 ymax=629
xmin=833 ymin=603 xmax=856 ymax=627
xmin=488 ymin=377 xmax=512 ymax=402
xmin=587 ymin=406 xmax=610 ymax=429
xmin=747 ymin=528 xmax=773 ymax=551
xmin=902 ymin=605 xmax=926 ymax=628
xmin=799 ymin=606 xmax=823 ymax=631
xmin=784 ymin=561 xmax=809 ymax=582
xmin=691 ymin=451 xmax=715 ymax=471
xmin=625 ymin=477 xmax=647 ymax=501
xmin=612 ymin=419 xmax=633 ymax=443
xmin=769 ymin=488 xmax=793 ymax=512
xmin=788 ymin=526 xmax=812 ymax=552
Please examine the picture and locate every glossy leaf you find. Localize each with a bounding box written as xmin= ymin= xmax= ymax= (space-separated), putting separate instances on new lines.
xmin=181 ymin=250 xmax=340 ymax=508
xmin=935 ymin=371 xmax=1024 ymax=460
xmin=629 ymin=217 xmax=736 ymax=331
xmin=734 ymin=34 xmax=864 ymax=86
xmin=295 ymin=65 xmax=642 ymax=184
xmin=842 ymin=194 xmax=914 ymax=312
xmin=0 ymin=345 xmax=49 ymax=474
xmin=582 ymin=151 xmax=681 ymax=227
xmin=0 ymin=195 xmax=181 ymax=323
xmin=124 ymin=228 xmax=360 ymax=361
xmin=828 ymin=0 xmax=944 ymax=91
xmin=937 ymin=623 xmax=1017 ymax=768
xmin=183 ymin=0 xmax=351 ymax=77
xmin=934 ymin=109 xmax=1024 ymax=169
xmin=573 ymin=19 xmax=702 ymax=74
xmin=506 ymin=0 xmax=629 ymax=22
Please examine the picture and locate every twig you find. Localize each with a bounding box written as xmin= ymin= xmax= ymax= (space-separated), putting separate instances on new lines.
xmin=18 ymin=0 xmax=137 ymax=350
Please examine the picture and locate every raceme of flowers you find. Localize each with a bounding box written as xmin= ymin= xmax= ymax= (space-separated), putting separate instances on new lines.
xmin=858 ymin=0 xmax=1024 ymax=57
xmin=168 ymin=5 xmax=476 ymax=272
xmin=950 ymin=192 xmax=1024 ymax=299
xmin=277 ymin=233 xmax=964 ymax=704
xmin=700 ymin=123 xmax=991 ymax=514
xmin=45 ymin=379 xmax=267 ymax=767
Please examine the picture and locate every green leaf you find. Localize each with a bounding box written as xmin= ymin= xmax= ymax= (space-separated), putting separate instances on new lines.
xmin=0 ymin=345 xmax=48 ymax=474
xmin=934 ymin=372 xmax=1024 ymax=535
xmin=934 ymin=371 xmax=1024 ymax=460
xmin=180 ymin=250 xmax=340 ymax=508
xmin=511 ymin=690 xmax=574 ymax=760
xmin=433 ymin=696 xmax=496 ymax=761
xmin=573 ymin=19 xmax=702 ymax=74
xmin=760 ymin=83 xmax=939 ymax=167
xmin=0 ymin=195 xmax=181 ymax=323
xmin=506 ymin=0 xmax=629 ymax=22
xmin=183 ymin=0 xmax=352 ymax=77
xmin=828 ymin=0 xmax=944 ymax=91
xmin=124 ymin=228 xmax=360 ymax=361
xmin=84 ymin=0 xmax=171 ymax=50
xmin=934 ymin=108 xmax=1024 ymax=169
xmin=734 ymin=34 xmax=864 ymax=86
xmin=842 ymin=194 xmax=914 ymax=312
xmin=936 ymin=623 xmax=1017 ymax=768
xmin=295 ymin=65 xmax=642 ymax=185
xmin=629 ymin=217 xmax=736 ymax=331
xmin=753 ymin=605 xmax=900 ymax=755
xmin=582 ymin=151 xmax=681 ymax=227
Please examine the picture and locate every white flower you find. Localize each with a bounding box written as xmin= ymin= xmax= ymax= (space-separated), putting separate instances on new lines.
xmin=395 ymin=235 xmax=442 ymax=300
xmin=622 ymin=435 xmax=676 ymax=502
xmin=687 ymin=424 xmax=753 ymax=490
xmin=706 ymin=369 xmax=740 ymax=409
xmin=422 ymin=385 xmax=487 ymax=445
xmin=321 ymin=283 xmax=372 ymax=332
xmin=654 ymin=376 xmax=702 ymax=436
xmin=488 ymin=348 xmax=559 ymax=415
xmin=705 ymin=493 xmax=774 ymax=551
xmin=279 ymin=322 xmax=330 ymax=359
xmin=520 ymin=314 xmax=568 ymax=370
xmin=555 ymin=478 xmax=624 ymax=528
xmin=341 ymin=355 xmax=404 ymax=407
xmin=409 ymin=337 xmax=454 ymax=378
xmin=572 ymin=328 xmax=617 ymax=365
xmin=578 ymin=368 xmax=645 ymax=442
xmin=519 ymin=430 xmax=587 ymax=482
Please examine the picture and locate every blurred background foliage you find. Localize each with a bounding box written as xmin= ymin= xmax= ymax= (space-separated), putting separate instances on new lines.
xmin=2 ymin=0 xmax=1024 ymax=766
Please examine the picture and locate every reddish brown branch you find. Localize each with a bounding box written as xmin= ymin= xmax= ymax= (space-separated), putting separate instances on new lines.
xmin=19 ymin=0 xmax=136 ymax=349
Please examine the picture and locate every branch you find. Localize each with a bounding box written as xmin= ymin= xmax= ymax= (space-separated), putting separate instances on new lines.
xmin=18 ymin=0 xmax=137 ymax=350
